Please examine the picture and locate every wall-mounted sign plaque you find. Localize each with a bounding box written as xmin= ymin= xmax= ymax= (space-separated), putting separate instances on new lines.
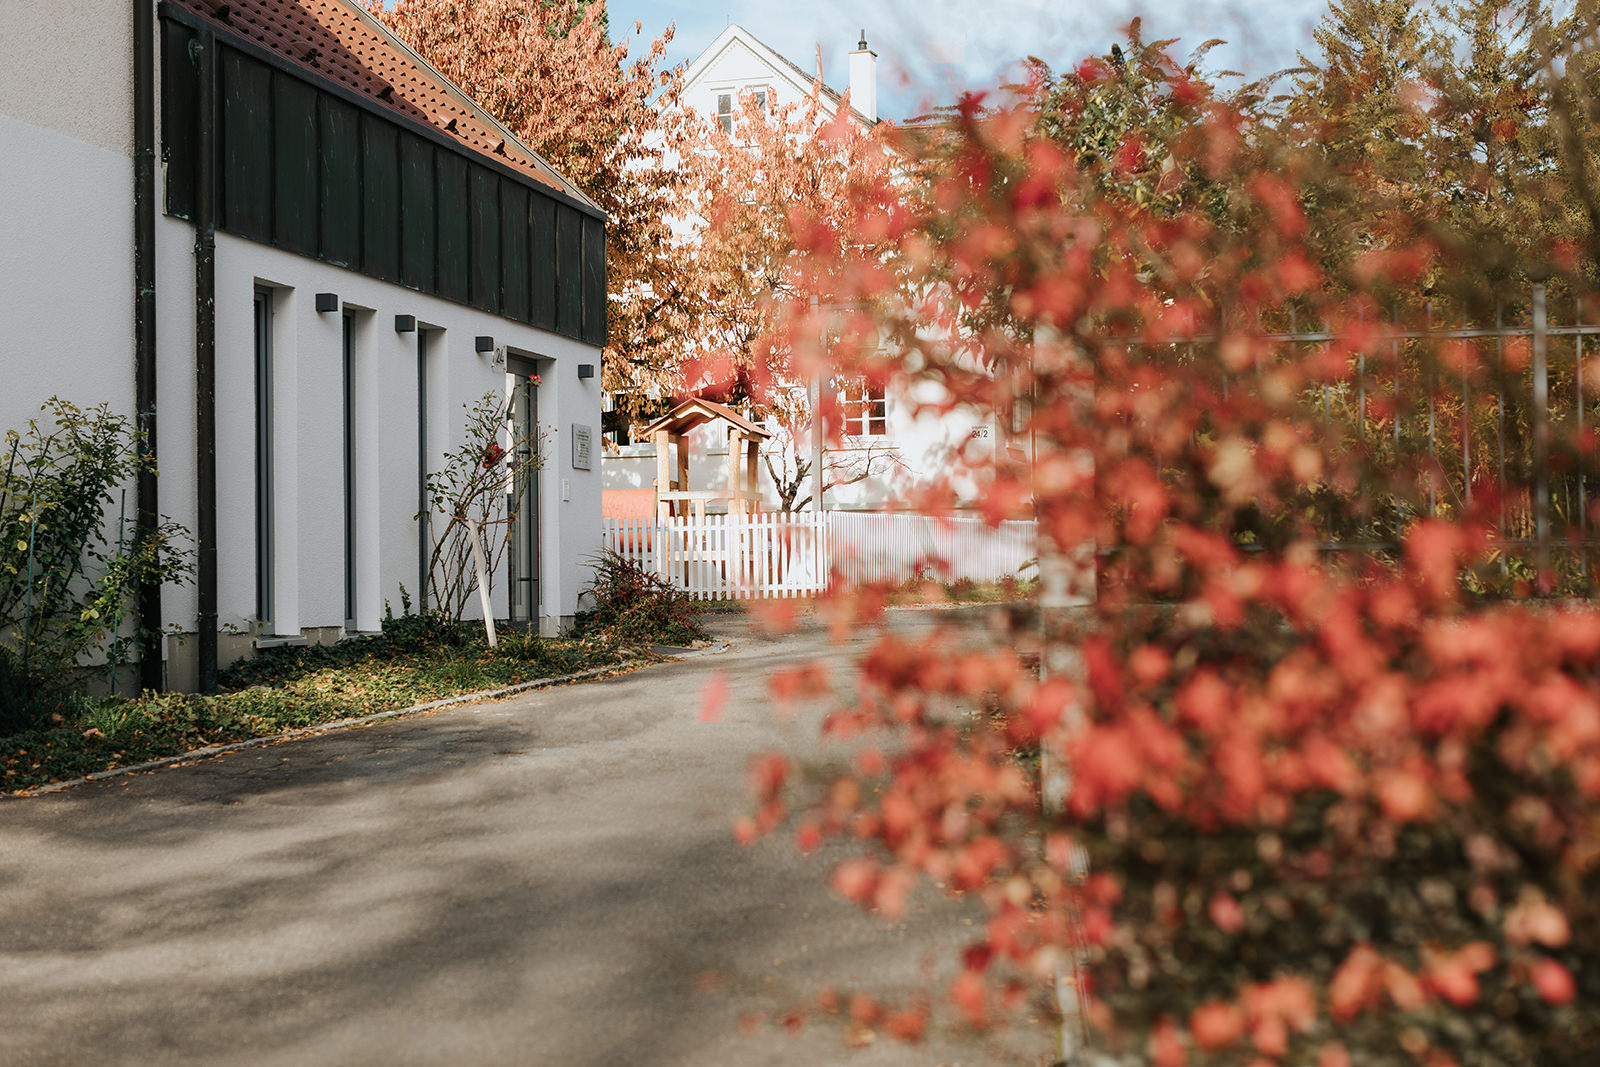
xmin=572 ymin=423 xmax=593 ymax=470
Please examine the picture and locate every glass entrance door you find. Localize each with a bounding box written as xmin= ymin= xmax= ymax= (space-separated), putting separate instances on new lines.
xmin=508 ymin=374 xmax=539 ymax=625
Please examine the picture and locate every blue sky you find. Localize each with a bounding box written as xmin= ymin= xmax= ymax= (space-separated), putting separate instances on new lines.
xmin=604 ymin=0 xmax=1335 ymax=121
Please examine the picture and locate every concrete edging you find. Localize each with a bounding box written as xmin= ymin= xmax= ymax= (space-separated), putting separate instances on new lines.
xmin=7 ymin=641 xmax=732 ymax=799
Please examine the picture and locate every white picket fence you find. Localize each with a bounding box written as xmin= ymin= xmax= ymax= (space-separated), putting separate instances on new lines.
xmin=828 ymin=512 xmax=1038 ymax=587
xmin=602 ymin=511 xmax=1037 ymax=600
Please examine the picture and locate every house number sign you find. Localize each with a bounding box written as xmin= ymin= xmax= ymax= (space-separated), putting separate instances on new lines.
xmin=572 ymin=423 xmax=593 ymax=470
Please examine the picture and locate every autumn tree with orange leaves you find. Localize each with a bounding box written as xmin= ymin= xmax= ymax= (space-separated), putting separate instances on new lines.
xmin=372 ymin=0 xmax=690 ymax=400
xmin=668 ymin=85 xmax=892 ymax=425
xmin=374 ymin=0 xmax=899 ymax=439
xmin=732 ymin=14 xmax=1600 ymax=1067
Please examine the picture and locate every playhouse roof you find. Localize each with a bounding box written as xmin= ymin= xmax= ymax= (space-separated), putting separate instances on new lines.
xmin=640 ymin=398 xmax=773 ymax=440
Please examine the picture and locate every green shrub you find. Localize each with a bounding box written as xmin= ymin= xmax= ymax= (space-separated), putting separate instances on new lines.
xmin=576 ymin=551 xmax=707 ymax=647
xmin=0 ymin=398 xmax=190 ymax=733
xmin=380 ymin=589 xmax=465 ymax=653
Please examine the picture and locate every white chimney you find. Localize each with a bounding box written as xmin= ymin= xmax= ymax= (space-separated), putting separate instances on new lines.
xmin=848 ymin=30 xmax=877 ymax=123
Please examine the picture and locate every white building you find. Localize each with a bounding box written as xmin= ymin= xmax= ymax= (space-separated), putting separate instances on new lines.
xmin=602 ymin=24 xmax=1003 ymax=519
xmin=1 ymin=0 xmax=606 ymax=692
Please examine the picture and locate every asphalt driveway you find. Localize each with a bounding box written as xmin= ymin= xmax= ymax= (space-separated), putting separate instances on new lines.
xmin=0 ymin=611 xmax=1053 ymax=1067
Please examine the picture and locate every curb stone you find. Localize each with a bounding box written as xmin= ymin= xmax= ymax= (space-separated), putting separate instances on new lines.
xmin=5 ymin=640 xmax=733 ymax=799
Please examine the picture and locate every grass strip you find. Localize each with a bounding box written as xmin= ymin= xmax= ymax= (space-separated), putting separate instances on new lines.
xmin=1 ymin=629 xmax=633 ymax=793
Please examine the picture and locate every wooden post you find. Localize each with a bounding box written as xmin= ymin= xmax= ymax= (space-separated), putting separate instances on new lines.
xmin=675 ymin=432 xmax=689 ymax=519
xmin=746 ymin=440 xmax=759 ymax=514
xmin=727 ymin=430 xmax=745 ymax=515
xmin=653 ymin=428 xmax=671 ymax=580
xmin=654 ymin=428 xmax=672 ymax=520
xmin=466 ymin=517 xmax=497 ymax=650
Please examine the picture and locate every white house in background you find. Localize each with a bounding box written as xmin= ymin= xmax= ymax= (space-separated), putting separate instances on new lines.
xmin=1 ymin=0 xmax=606 ymax=692
xmin=680 ymin=22 xmax=882 ymax=131
xmin=602 ymin=24 xmax=1003 ymax=520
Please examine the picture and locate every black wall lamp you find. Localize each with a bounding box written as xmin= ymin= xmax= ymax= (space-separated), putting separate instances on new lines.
xmin=394 ymin=314 xmax=416 ymax=333
xmin=578 ymin=363 xmax=595 ymax=380
xmin=315 ymin=292 xmax=340 ymax=313
xmin=475 ymin=335 xmax=495 ymax=352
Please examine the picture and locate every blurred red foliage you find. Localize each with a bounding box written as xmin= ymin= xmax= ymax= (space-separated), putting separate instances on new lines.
xmin=729 ymin=20 xmax=1600 ymax=1065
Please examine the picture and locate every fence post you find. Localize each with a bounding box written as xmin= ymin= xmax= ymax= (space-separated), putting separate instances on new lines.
xmin=1533 ymin=281 xmax=1550 ymax=589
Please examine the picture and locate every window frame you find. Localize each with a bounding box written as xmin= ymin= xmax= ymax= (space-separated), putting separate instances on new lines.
xmin=840 ymin=382 xmax=889 ymax=437
xmin=343 ymin=312 xmax=357 ymax=631
xmin=254 ymin=287 xmax=274 ymax=628
xmin=716 ymin=87 xmax=770 ymax=135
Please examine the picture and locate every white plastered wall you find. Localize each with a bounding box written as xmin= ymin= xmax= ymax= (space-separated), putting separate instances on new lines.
xmin=0 ymin=115 xmax=137 ymax=452
xmin=154 ymin=226 xmax=603 ymax=659
xmin=0 ymin=0 xmax=135 ymax=159
xmin=5 ymin=2 xmax=604 ymax=687
xmin=1 ymin=6 xmax=139 ymax=675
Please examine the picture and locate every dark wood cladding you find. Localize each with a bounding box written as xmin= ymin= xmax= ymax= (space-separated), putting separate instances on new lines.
xmin=398 ymin=130 xmax=436 ymax=292
xmin=468 ymin=166 xmax=500 ymax=314
xmin=160 ymin=19 xmax=606 ymax=348
xmin=219 ymin=48 xmax=271 ymax=241
xmin=318 ymin=95 xmax=362 ymax=268
xmin=273 ymin=75 xmax=319 ymax=253
xmin=529 ymin=194 xmax=556 ymax=332
xmin=434 ymin=150 xmax=470 ymax=305
xmin=555 ymin=204 xmax=581 ymax=338
xmin=159 ymin=18 xmax=199 ymax=218
xmin=500 ymin=181 xmax=530 ymax=324
xmin=582 ymin=214 xmax=607 ymax=346
xmin=360 ymin=119 xmax=401 ymax=280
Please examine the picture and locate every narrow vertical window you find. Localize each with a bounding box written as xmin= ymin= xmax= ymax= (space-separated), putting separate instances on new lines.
xmin=754 ymin=89 xmax=768 ymax=112
xmin=343 ymin=313 xmax=356 ymax=630
xmin=508 ymin=369 xmax=540 ymax=625
xmin=254 ymin=288 xmax=273 ymax=626
xmin=717 ymin=92 xmax=732 ymax=134
xmin=416 ymin=330 xmax=429 ymax=606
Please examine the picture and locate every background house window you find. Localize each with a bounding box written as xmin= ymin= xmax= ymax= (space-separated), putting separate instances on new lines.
xmin=717 ymin=89 xmax=768 ymax=134
xmin=842 ymin=384 xmax=888 ymax=436
xmin=602 ymin=392 xmax=633 ymax=447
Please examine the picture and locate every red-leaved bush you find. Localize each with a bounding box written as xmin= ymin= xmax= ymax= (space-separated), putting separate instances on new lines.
xmin=733 ymin=28 xmax=1600 ymax=1067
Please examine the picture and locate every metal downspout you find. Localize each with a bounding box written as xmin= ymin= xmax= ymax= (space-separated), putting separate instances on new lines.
xmin=194 ymin=27 xmax=219 ymax=694
xmin=133 ymin=0 xmax=162 ymax=692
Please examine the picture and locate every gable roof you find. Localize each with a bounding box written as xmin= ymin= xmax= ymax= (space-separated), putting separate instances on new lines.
xmin=681 ymin=24 xmax=879 ymax=128
xmin=166 ymin=0 xmax=599 ymax=211
xmin=640 ymin=397 xmax=773 ymax=441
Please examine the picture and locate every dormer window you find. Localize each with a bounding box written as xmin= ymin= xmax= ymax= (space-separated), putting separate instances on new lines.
xmin=718 ymin=89 xmax=769 ymax=134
